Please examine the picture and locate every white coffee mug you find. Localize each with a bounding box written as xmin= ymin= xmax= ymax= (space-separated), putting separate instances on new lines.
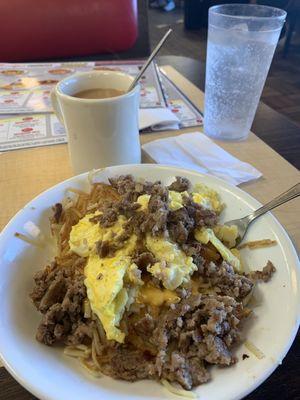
xmin=51 ymin=71 xmax=141 ymax=174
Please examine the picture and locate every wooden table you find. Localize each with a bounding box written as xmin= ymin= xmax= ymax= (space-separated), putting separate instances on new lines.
xmin=0 ymin=66 xmax=299 ymax=400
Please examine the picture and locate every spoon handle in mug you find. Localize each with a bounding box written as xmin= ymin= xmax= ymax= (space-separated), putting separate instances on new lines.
xmin=128 ymin=29 xmax=172 ymax=92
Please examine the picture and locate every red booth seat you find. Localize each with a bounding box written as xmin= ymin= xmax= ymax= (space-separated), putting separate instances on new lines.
xmin=0 ymin=0 xmax=138 ymax=62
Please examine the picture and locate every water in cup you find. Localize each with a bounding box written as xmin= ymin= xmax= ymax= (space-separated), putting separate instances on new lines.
xmin=204 ymin=5 xmax=286 ymax=141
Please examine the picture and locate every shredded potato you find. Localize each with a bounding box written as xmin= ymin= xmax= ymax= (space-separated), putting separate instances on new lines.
xmin=93 ymin=328 xmax=102 ymax=356
xmin=238 ymin=239 xmax=277 ymax=250
xmin=91 ymin=341 xmax=102 ymax=369
xmin=62 ymin=197 xmax=75 ymax=210
xmin=69 ymin=207 xmax=84 ymax=219
xmin=95 ymin=315 xmax=107 ymax=343
xmin=87 ymin=168 xmax=106 ymax=185
xmin=244 ymin=340 xmax=265 ymax=359
xmin=83 ymin=299 xmax=92 ymax=318
xmin=64 ymin=346 xmax=90 ymax=359
xmin=75 ymin=344 xmax=90 ymax=352
xmin=14 ymin=232 xmax=45 ymax=247
xmin=66 ymin=187 xmax=89 ymax=196
xmin=242 ymin=285 xmax=255 ymax=306
xmin=161 ymin=379 xmax=197 ymax=399
xmin=80 ymin=359 xmax=102 ymax=377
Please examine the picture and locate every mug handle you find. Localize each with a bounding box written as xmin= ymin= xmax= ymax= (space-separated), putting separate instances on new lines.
xmin=51 ymin=89 xmax=64 ymax=125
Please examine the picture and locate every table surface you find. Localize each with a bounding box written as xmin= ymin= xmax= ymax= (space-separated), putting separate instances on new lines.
xmin=157 ymin=56 xmax=300 ymax=170
xmin=0 ymin=64 xmax=299 ymax=400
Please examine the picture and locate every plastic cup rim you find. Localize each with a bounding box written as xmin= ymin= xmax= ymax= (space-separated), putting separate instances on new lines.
xmin=209 ymin=4 xmax=287 ymax=21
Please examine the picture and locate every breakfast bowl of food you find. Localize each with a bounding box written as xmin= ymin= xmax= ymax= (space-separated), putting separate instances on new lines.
xmin=0 ymin=164 xmax=299 ymax=400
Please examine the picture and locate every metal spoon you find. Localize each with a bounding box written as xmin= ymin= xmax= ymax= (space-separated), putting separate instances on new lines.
xmin=225 ymin=182 xmax=300 ymax=244
xmin=127 ymin=28 xmax=172 ymax=92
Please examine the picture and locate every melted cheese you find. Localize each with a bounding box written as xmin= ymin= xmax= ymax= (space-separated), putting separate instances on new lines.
xmin=138 ymin=285 xmax=180 ymax=306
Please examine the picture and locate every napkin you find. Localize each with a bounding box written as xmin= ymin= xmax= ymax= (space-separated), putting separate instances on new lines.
xmin=139 ymin=108 xmax=179 ymax=131
xmin=142 ymin=131 xmax=262 ymax=186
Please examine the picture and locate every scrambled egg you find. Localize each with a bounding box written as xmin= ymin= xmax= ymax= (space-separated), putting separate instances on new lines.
xmin=67 ymin=181 xmax=232 ymax=344
xmin=168 ymin=185 xmax=222 ymax=213
xmin=192 ymin=183 xmax=223 ymax=213
xmin=213 ymin=224 xmax=239 ymax=248
xmin=69 ymin=213 xmax=138 ymax=343
xmin=195 ymin=227 xmax=241 ymax=272
xmin=169 ymin=190 xmax=188 ymax=211
xmin=69 ymin=212 xmax=128 ymax=256
xmin=136 ymin=194 xmax=150 ymax=211
xmin=69 ymin=213 xmax=100 ymax=257
xmin=85 ymin=253 xmax=130 ymax=342
xmin=126 ymin=262 xmax=144 ymax=286
xmin=145 ymin=234 xmax=197 ymax=290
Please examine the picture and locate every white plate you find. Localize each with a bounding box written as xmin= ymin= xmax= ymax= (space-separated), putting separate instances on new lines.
xmin=0 ymin=164 xmax=299 ymax=400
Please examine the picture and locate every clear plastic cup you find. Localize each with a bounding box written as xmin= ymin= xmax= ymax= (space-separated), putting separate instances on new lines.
xmin=204 ymin=4 xmax=286 ymax=141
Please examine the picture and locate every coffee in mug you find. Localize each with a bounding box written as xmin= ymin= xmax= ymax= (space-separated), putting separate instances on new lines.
xmin=73 ymin=88 xmax=125 ymax=99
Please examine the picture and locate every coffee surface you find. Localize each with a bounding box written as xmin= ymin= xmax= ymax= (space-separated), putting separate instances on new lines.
xmin=73 ymin=88 xmax=124 ymax=99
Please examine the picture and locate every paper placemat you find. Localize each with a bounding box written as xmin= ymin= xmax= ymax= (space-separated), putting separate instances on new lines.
xmin=0 ymin=114 xmax=65 ymax=151
xmin=0 ymin=61 xmax=203 ymax=152
xmin=0 ymin=61 xmax=165 ymax=113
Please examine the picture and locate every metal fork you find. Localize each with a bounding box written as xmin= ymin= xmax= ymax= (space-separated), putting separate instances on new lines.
xmin=225 ymin=182 xmax=300 ymax=244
